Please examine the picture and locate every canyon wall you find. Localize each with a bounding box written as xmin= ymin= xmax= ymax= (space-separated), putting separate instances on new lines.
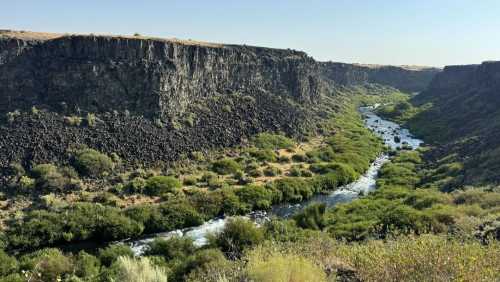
xmin=0 ymin=31 xmax=323 ymax=118
xmin=0 ymin=30 xmax=439 ymax=169
xmin=320 ymin=62 xmax=440 ymax=93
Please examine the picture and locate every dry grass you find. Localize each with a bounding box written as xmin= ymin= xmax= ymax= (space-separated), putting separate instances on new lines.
xmin=0 ymin=30 xmax=63 ymax=40
xmin=0 ymin=29 xmax=223 ymax=47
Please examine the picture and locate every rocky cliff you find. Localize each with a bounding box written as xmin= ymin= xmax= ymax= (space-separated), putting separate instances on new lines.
xmin=0 ymin=30 xmax=323 ymax=118
xmin=0 ymin=30 xmax=439 ymax=170
xmin=408 ymin=61 xmax=500 ymax=184
xmin=320 ymin=62 xmax=440 ymax=93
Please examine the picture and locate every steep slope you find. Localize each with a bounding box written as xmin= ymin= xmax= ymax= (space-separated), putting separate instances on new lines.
xmin=408 ymin=61 xmax=500 ymax=184
xmin=0 ymin=30 xmax=439 ymax=171
xmin=0 ymin=30 xmax=323 ymax=117
xmin=319 ymin=62 xmax=440 ymax=93
xmin=0 ymin=30 xmax=327 ymax=169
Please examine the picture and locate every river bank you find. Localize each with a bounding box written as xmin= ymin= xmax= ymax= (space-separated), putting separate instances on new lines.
xmin=127 ymin=106 xmax=423 ymax=254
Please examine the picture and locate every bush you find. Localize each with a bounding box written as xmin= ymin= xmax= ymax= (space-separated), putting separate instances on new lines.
xmin=236 ymin=185 xmax=274 ymax=210
xmin=145 ymin=176 xmax=182 ymax=196
xmin=309 ymin=162 xmax=358 ymax=185
xmin=31 ymin=164 xmax=76 ymax=192
xmin=20 ymin=248 xmax=73 ymax=281
xmin=145 ymin=236 xmax=196 ymax=260
xmin=74 ymin=251 xmax=100 ymax=279
xmin=98 ymin=244 xmax=134 ymax=267
xmin=248 ymin=148 xmax=278 ymax=162
xmin=188 ymin=190 xmax=224 ymax=219
xmin=0 ymin=250 xmax=18 ymax=277
xmin=64 ymin=115 xmax=83 ymax=126
xmin=7 ymin=203 xmax=143 ymax=250
xmin=126 ymin=177 xmax=147 ymax=194
xmin=263 ymin=166 xmax=282 ymax=177
xmin=212 ymin=159 xmax=242 ymax=175
xmin=252 ymin=133 xmax=295 ymax=150
xmin=183 ymin=176 xmax=198 ymax=186
xmin=277 ymin=155 xmax=291 ymax=163
xmin=125 ymin=201 xmax=203 ymax=234
xmin=334 ymin=235 xmax=500 ymax=282
xmin=5 ymin=110 xmax=21 ymax=124
xmin=73 ymin=149 xmax=115 ymax=177
xmin=86 ymin=113 xmax=97 ymax=127
xmin=214 ymin=218 xmax=264 ymax=258
xmin=272 ymin=178 xmax=313 ymax=203
xmin=247 ymin=168 xmax=263 ymax=178
xmin=293 ymin=203 xmax=327 ymax=230
xmin=245 ymin=247 xmax=327 ymax=282
xmin=114 ymin=256 xmax=168 ymax=282
xmin=292 ymin=154 xmax=308 ymax=162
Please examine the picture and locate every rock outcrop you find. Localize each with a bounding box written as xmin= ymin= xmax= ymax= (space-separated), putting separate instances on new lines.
xmin=0 ymin=30 xmax=323 ymax=118
xmin=0 ymin=30 xmax=440 ymax=170
xmin=408 ymin=61 xmax=500 ymax=184
xmin=320 ymin=62 xmax=440 ymax=93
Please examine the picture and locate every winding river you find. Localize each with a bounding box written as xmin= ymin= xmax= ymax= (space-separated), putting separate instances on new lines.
xmin=127 ymin=105 xmax=423 ymax=255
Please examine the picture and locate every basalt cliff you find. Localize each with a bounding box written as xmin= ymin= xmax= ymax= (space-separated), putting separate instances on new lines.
xmin=408 ymin=61 xmax=500 ymax=185
xmin=0 ymin=30 xmax=439 ymax=169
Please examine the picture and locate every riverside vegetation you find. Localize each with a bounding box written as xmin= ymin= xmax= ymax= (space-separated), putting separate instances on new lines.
xmin=0 ymin=86 xmax=499 ymax=281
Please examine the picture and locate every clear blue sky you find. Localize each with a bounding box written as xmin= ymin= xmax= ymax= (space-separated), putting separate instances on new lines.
xmin=2 ymin=0 xmax=499 ymax=67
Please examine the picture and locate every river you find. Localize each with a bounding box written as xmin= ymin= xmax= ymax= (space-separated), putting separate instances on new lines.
xmin=127 ymin=105 xmax=423 ymax=254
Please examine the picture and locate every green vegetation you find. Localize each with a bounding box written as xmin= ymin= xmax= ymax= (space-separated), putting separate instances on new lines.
xmin=252 ymin=133 xmax=295 ymax=150
xmin=72 ymin=148 xmax=115 ymax=177
xmin=2 ymin=85 xmax=498 ymax=281
xmin=211 ymin=159 xmax=242 ymax=175
xmin=114 ymin=256 xmax=168 ymax=282
xmin=145 ymin=176 xmax=182 ymax=196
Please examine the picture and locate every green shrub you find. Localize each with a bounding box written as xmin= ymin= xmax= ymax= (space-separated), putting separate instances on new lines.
xmin=188 ymin=190 xmax=224 ymax=219
xmin=293 ymin=203 xmax=327 ymax=230
xmin=213 ymin=218 xmax=264 ymax=258
xmin=7 ymin=203 xmax=143 ymax=250
xmin=292 ymin=154 xmax=308 ymax=162
xmin=272 ymin=178 xmax=313 ymax=203
xmin=236 ymin=185 xmax=274 ymax=210
xmin=212 ymin=159 xmax=242 ymax=175
xmin=73 ymin=149 xmax=115 ymax=177
xmin=126 ymin=177 xmax=147 ymax=193
xmin=0 ymin=250 xmax=18 ymax=277
xmin=18 ymin=175 xmax=35 ymax=190
xmin=309 ymin=162 xmax=358 ymax=185
xmin=247 ymin=168 xmax=263 ymax=178
xmin=20 ymin=248 xmax=73 ymax=281
xmin=183 ymin=176 xmax=198 ymax=186
xmin=248 ymin=148 xmax=278 ymax=162
xmin=263 ymin=166 xmax=282 ymax=177
xmin=74 ymin=251 xmax=100 ymax=279
xmin=145 ymin=236 xmax=196 ymax=260
xmin=125 ymin=201 xmax=203 ymax=234
xmin=277 ymin=155 xmax=291 ymax=163
xmin=31 ymin=164 xmax=77 ymax=192
xmin=252 ymin=133 xmax=295 ymax=150
xmin=145 ymin=176 xmax=182 ymax=196
xmin=98 ymin=244 xmax=134 ymax=267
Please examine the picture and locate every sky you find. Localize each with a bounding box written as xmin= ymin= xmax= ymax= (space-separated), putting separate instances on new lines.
xmin=2 ymin=0 xmax=499 ymax=67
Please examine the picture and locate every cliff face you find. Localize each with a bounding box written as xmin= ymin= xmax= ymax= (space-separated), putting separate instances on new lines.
xmin=408 ymin=61 xmax=500 ymax=184
xmin=0 ymin=32 xmax=323 ymax=118
xmin=320 ymin=62 xmax=440 ymax=93
xmin=0 ymin=30 xmax=440 ymax=170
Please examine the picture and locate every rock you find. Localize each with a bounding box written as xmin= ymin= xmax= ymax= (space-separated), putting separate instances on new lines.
xmin=394 ymin=136 xmax=401 ymax=143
